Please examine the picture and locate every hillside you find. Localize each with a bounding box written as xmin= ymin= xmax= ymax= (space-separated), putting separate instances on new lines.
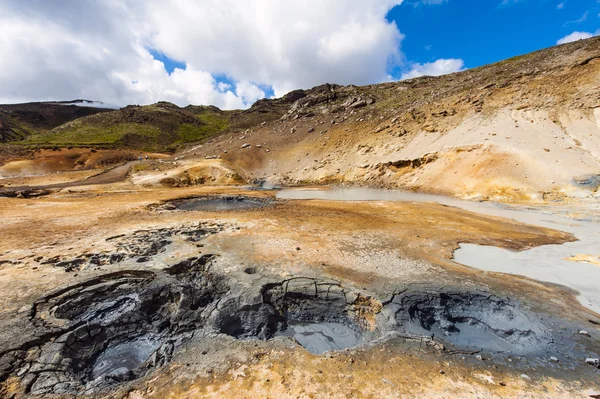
xmin=0 ymin=100 xmax=112 ymax=142
xmin=3 ymin=36 xmax=600 ymax=203
xmin=180 ymin=36 xmax=600 ymax=203
xmin=22 ymin=102 xmax=232 ymax=152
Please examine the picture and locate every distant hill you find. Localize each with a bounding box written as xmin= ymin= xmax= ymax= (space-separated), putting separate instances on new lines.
xmin=0 ymin=100 xmax=112 ymax=142
xmin=22 ymin=102 xmax=233 ymax=152
xmin=4 ymin=35 xmax=600 ymax=203
xmin=187 ymin=35 xmax=600 ymax=203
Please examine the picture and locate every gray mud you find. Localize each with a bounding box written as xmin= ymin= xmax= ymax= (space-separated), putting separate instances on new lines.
xmin=573 ymin=174 xmax=600 ymax=190
xmin=382 ymin=291 xmax=553 ymax=355
xmin=91 ymin=336 xmax=162 ymax=380
xmin=0 ymin=256 xmax=227 ymax=396
xmin=1 ymin=255 xmax=599 ymax=396
xmin=162 ymin=196 xmax=272 ymax=212
xmin=38 ymin=222 xmax=224 ymax=272
xmin=214 ymin=277 xmax=367 ymax=346
xmin=276 ymin=322 xmax=362 ymax=354
xmin=453 ymin=243 xmax=600 ymax=314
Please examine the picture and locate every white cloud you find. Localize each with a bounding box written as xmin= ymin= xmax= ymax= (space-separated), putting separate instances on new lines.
xmin=235 ymin=81 xmax=266 ymax=105
xmin=500 ymin=0 xmax=524 ymax=6
xmin=556 ymin=30 xmax=598 ymax=44
xmin=0 ymin=0 xmax=406 ymax=109
xmin=557 ymin=2 xmax=564 ymax=10
xmin=143 ymin=0 xmax=405 ymax=98
xmin=564 ymin=11 xmax=589 ymax=25
xmin=217 ymin=82 xmax=232 ymax=92
xmin=401 ymin=58 xmax=465 ymax=80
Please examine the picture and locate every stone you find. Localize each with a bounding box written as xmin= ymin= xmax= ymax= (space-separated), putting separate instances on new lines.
xmin=579 ymin=330 xmax=590 ymax=337
xmin=550 ymin=356 xmax=559 ymax=362
xmin=373 ymin=125 xmax=390 ymax=133
xmin=586 ymin=358 xmax=600 ymax=368
xmin=241 ymin=143 xmax=251 ymax=149
xmin=382 ymin=378 xmax=395 ymax=386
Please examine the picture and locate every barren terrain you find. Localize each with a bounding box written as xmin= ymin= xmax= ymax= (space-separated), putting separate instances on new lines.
xmin=1 ymin=37 xmax=599 ymax=398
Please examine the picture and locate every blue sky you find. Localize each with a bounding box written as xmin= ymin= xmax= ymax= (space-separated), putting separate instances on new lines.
xmin=148 ymin=49 xmax=185 ymax=74
xmin=148 ymin=0 xmax=599 ymax=102
xmin=1 ymin=0 xmax=598 ymax=108
xmin=388 ymin=0 xmax=600 ymax=74
xmin=149 ymin=0 xmax=600 ymax=76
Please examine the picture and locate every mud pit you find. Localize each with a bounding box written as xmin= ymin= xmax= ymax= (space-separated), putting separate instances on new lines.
xmin=215 ymin=278 xmax=373 ymax=354
xmin=162 ymin=196 xmax=273 ymax=212
xmin=384 ymin=291 xmax=553 ymax=355
xmin=1 ymin=270 xmax=379 ymax=395
xmin=1 ymin=256 xmax=228 ymax=396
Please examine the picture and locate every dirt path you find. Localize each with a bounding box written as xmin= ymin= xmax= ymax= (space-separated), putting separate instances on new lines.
xmin=0 ymin=160 xmax=140 ymax=196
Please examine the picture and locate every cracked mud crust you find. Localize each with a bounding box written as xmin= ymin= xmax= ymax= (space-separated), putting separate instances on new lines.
xmin=0 ymin=185 xmax=598 ymax=398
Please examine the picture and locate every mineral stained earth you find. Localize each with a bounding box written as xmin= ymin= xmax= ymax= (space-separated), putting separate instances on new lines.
xmin=1 ymin=37 xmax=600 ymax=399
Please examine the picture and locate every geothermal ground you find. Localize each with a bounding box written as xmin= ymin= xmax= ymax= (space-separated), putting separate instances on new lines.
xmin=1 ymin=37 xmax=600 ymax=398
xmin=1 ymin=168 xmax=600 ymax=398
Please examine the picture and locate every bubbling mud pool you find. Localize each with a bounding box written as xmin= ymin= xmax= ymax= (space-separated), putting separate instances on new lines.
xmin=277 ymin=187 xmax=600 ymax=314
xmin=276 ymin=322 xmax=362 ymax=354
xmin=215 ymin=277 xmax=372 ymax=354
xmin=91 ymin=336 xmax=162 ymax=381
xmin=165 ymin=196 xmax=272 ymax=211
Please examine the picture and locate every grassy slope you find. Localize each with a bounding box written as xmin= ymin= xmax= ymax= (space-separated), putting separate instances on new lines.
xmin=21 ymin=103 xmax=232 ymax=152
xmin=0 ymin=115 xmax=33 ymax=142
xmin=0 ymin=101 xmax=112 ymax=143
xmin=178 ymin=111 xmax=229 ymax=142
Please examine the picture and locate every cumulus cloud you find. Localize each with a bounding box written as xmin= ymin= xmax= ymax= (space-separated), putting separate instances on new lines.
xmin=556 ymin=30 xmax=598 ymax=44
xmin=0 ymin=0 xmax=406 ymax=109
xmin=142 ymin=0 xmax=404 ymax=98
xmin=235 ymin=81 xmax=266 ymax=105
xmin=401 ymin=58 xmax=465 ymax=80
